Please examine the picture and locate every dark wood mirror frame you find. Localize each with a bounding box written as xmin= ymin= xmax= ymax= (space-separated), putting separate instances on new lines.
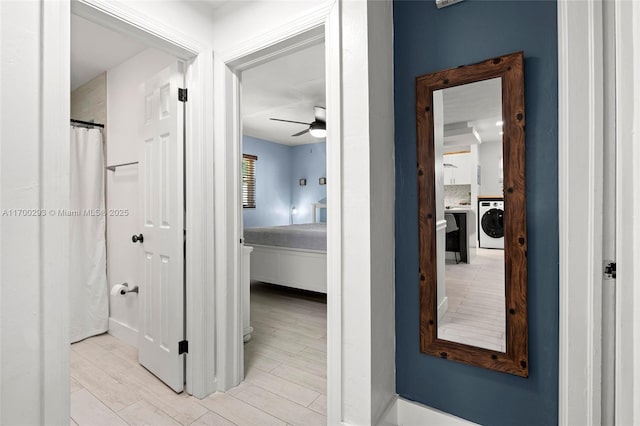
xmin=416 ymin=52 xmax=528 ymax=377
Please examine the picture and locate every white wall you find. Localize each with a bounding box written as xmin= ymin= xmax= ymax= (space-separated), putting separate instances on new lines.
xmin=341 ymin=1 xmax=396 ymax=424
xmin=103 ymin=0 xmax=331 ymax=53
xmin=106 ymin=48 xmax=176 ymax=345
xmin=1 ymin=3 xmax=48 ymax=423
xmin=206 ymin=0 xmax=334 ymax=51
xmin=71 ymin=72 xmax=107 ymax=126
xmin=1 ymin=1 xmax=70 ymax=424
xmin=478 ymin=140 xmax=503 ymax=197
xmin=469 ymin=144 xmax=479 ymax=248
xmin=434 ymin=91 xmax=448 ymax=319
xmin=366 ymin=2 xmax=396 ymax=423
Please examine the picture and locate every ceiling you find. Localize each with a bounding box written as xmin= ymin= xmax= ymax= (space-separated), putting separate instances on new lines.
xmin=71 ymin=12 xmax=493 ymax=146
xmin=441 ymin=77 xmax=503 ymax=145
xmin=241 ymin=42 xmax=326 ymax=146
xmin=71 ymin=11 xmax=325 ymax=146
xmin=71 ymin=15 xmax=147 ymax=91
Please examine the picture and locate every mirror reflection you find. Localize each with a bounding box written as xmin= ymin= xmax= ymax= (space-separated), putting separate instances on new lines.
xmin=434 ymin=77 xmax=506 ymax=352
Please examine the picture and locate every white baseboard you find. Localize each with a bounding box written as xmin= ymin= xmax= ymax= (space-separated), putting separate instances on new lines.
xmin=376 ymin=395 xmax=400 ymax=426
xmin=438 ymin=296 xmax=449 ymax=321
xmin=108 ymin=317 xmax=138 ymax=348
xmin=382 ymin=396 xmax=477 ymax=426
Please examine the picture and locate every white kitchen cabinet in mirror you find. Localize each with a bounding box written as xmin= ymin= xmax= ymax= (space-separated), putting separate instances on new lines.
xmin=444 ymin=152 xmax=472 ymax=185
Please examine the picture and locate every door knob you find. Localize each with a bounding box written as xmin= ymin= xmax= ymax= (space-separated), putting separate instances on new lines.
xmin=132 ymin=234 xmax=144 ymax=243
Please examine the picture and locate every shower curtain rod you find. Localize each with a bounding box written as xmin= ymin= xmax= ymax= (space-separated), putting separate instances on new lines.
xmin=70 ymin=119 xmax=104 ymax=129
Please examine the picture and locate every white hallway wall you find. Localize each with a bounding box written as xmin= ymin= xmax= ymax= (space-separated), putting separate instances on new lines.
xmin=1 ymin=2 xmax=51 ymax=423
xmin=70 ymin=72 xmax=107 ymax=126
xmin=478 ymin=140 xmax=503 ymax=197
xmin=361 ymin=2 xmax=396 ymax=423
xmin=0 ymin=1 xmax=71 ymax=423
xmin=0 ymin=0 xmax=396 ymax=424
xmin=106 ymin=47 xmax=176 ymax=345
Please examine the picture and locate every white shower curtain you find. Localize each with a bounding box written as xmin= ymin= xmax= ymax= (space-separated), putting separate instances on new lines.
xmin=69 ymin=126 xmax=108 ymax=343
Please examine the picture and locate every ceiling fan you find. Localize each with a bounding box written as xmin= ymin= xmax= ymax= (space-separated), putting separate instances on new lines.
xmin=270 ymin=106 xmax=326 ymax=138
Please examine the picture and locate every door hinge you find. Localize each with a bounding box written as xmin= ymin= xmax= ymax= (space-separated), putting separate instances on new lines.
xmin=178 ymin=340 xmax=188 ymax=354
xmin=178 ymin=88 xmax=188 ymax=102
xmin=604 ymin=261 xmax=616 ymax=279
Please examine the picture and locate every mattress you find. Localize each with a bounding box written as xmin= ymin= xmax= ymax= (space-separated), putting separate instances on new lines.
xmin=244 ymin=223 xmax=327 ymax=251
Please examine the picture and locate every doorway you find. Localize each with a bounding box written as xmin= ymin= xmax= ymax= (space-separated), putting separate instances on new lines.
xmin=216 ymin=13 xmax=344 ymax=421
xmin=234 ymin=39 xmax=329 ymax=423
xmin=68 ymin=11 xmax=194 ymax=424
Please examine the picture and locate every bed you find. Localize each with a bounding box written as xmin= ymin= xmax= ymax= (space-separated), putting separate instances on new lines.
xmin=244 ymin=203 xmax=327 ymax=293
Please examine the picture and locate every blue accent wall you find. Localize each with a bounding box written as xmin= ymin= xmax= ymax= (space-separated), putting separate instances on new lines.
xmin=394 ymin=1 xmax=558 ymax=425
xmin=243 ymin=136 xmax=292 ymax=227
xmin=243 ymin=136 xmax=326 ymax=227
xmin=291 ymin=142 xmax=327 ymax=223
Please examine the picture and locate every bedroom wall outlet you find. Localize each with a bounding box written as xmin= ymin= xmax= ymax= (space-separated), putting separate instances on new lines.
xmin=319 ymin=177 xmax=326 ymax=185
xmin=299 ymin=178 xmax=307 ymax=186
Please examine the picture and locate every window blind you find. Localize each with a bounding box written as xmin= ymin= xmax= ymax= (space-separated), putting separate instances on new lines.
xmin=242 ymin=154 xmax=257 ymax=208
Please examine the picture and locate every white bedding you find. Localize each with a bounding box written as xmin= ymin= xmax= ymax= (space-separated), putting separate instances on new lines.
xmin=244 ymin=223 xmax=327 ymax=251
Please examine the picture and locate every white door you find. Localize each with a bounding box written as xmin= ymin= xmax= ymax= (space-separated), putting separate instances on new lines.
xmin=137 ymin=62 xmax=185 ymax=392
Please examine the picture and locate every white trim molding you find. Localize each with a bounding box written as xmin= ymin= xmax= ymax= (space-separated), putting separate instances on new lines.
xmin=212 ymin=50 xmax=243 ymax=392
xmin=184 ymin=50 xmax=218 ymax=398
xmin=383 ymin=397 xmax=477 ymax=426
xmin=108 ymin=318 xmax=138 ymax=348
xmin=71 ymin=0 xmax=204 ymax=58
xmin=324 ymin=3 xmax=343 ymax=423
xmin=558 ymin=0 xmax=605 ymax=424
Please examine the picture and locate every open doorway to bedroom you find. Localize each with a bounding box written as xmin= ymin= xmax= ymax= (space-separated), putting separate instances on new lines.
xmin=237 ymin=40 xmax=328 ymax=420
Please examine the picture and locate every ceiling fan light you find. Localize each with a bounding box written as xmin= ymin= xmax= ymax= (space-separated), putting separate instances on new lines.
xmin=309 ymin=121 xmax=326 ymax=138
xmin=309 ymin=128 xmax=326 ymax=138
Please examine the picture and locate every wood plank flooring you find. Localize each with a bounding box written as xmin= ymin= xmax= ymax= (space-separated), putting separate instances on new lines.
xmin=438 ymin=248 xmax=506 ymax=352
xmin=70 ymin=282 xmax=327 ymax=426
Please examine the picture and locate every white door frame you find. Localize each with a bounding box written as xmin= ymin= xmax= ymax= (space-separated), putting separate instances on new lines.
xmin=558 ymin=0 xmax=605 ymax=424
xmin=213 ymin=1 xmax=343 ymax=422
xmin=559 ymin=0 xmax=640 ymax=424
xmin=613 ymin=0 xmax=640 ymax=424
xmin=66 ymin=0 xmax=218 ymax=400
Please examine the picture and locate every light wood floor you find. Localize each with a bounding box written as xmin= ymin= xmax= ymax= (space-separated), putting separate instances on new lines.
xmin=438 ymin=248 xmax=506 ymax=352
xmin=70 ymin=282 xmax=327 ymax=426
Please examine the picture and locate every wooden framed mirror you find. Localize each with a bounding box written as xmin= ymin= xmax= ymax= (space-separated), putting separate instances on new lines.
xmin=416 ymin=52 xmax=528 ymax=377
